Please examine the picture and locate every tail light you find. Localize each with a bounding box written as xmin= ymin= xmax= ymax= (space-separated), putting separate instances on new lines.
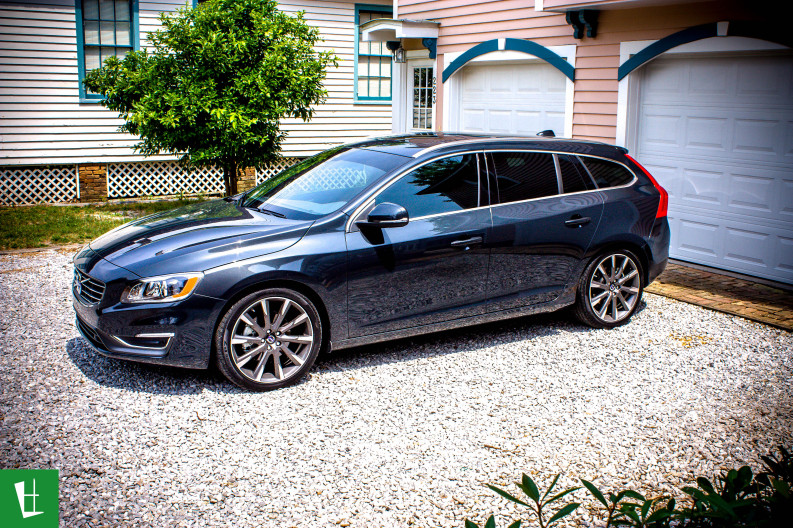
xmin=626 ymin=154 xmax=668 ymax=219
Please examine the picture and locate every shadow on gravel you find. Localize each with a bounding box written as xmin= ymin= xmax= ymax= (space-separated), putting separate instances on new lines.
xmin=65 ymin=338 xmax=238 ymax=395
xmin=67 ymin=300 xmax=647 ymax=394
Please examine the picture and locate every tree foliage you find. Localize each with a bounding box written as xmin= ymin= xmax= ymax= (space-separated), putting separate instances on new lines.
xmin=84 ymin=0 xmax=337 ymax=195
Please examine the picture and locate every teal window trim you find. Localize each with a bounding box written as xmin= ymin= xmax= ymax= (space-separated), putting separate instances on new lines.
xmin=354 ymin=3 xmax=393 ymax=103
xmin=76 ymin=0 xmax=140 ymax=103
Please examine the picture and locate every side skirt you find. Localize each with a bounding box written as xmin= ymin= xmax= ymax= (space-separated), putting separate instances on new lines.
xmin=331 ymin=289 xmax=576 ymax=351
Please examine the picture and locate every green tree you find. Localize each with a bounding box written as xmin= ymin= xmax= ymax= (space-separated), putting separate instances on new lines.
xmin=84 ymin=0 xmax=337 ymax=196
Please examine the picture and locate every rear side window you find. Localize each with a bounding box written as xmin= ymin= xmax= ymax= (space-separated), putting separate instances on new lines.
xmin=375 ymin=154 xmax=480 ymax=218
xmin=490 ymin=151 xmax=558 ymax=204
xmin=558 ymin=154 xmax=595 ymax=194
xmin=580 ymin=157 xmax=634 ymax=188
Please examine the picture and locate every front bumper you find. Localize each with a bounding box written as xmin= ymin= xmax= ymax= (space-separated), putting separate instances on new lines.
xmin=72 ymin=248 xmax=225 ymax=369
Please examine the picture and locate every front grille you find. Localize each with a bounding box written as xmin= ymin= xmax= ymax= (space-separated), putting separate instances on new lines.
xmin=74 ymin=268 xmax=105 ymax=305
xmin=75 ymin=316 xmax=104 ymax=348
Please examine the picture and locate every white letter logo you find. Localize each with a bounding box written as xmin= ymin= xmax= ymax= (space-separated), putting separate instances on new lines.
xmin=14 ymin=479 xmax=44 ymax=518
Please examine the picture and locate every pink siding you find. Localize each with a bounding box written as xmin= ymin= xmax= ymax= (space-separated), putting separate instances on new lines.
xmin=400 ymin=0 xmax=777 ymax=144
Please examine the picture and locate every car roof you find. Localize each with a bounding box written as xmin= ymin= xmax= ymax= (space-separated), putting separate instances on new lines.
xmin=346 ymin=132 xmax=628 ymax=160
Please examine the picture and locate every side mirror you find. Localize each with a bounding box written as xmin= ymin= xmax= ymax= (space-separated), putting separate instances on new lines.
xmin=356 ymin=202 xmax=409 ymax=229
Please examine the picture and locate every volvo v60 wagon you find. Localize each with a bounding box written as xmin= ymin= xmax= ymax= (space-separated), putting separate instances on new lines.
xmin=73 ymin=134 xmax=670 ymax=391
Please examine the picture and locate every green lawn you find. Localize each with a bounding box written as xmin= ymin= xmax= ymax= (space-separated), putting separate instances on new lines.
xmin=0 ymin=198 xmax=207 ymax=250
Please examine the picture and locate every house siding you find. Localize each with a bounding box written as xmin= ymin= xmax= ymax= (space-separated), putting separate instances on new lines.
xmin=399 ymin=0 xmax=776 ymax=144
xmin=0 ymin=0 xmax=392 ymax=166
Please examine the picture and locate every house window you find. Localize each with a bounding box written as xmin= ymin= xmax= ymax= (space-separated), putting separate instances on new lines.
xmin=355 ymin=5 xmax=392 ymax=102
xmin=412 ymin=66 xmax=433 ymax=129
xmin=77 ymin=0 xmax=138 ymax=100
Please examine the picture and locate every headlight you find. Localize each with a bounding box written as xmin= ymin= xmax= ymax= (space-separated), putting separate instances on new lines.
xmin=122 ymin=273 xmax=203 ymax=303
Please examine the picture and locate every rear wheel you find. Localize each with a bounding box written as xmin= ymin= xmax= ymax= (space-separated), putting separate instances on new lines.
xmin=215 ymin=288 xmax=323 ymax=391
xmin=574 ymin=250 xmax=643 ymax=329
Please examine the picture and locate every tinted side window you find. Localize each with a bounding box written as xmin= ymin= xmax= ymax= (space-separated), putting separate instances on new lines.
xmin=581 ymin=157 xmax=634 ymax=188
xmin=491 ymin=151 xmax=558 ymax=204
xmin=558 ymin=154 xmax=595 ymax=193
xmin=375 ymin=154 xmax=479 ymax=218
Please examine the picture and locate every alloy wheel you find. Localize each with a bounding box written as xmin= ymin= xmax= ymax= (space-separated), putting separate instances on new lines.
xmin=588 ymin=253 xmax=641 ymax=323
xmin=229 ymin=296 xmax=315 ymax=385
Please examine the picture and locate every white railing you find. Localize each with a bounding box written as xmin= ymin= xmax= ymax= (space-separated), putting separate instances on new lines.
xmin=0 ymin=165 xmax=79 ymax=205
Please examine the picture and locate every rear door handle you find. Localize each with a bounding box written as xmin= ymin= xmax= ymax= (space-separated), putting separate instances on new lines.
xmin=450 ymin=236 xmax=483 ymax=248
xmin=565 ymin=215 xmax=591 ymax=228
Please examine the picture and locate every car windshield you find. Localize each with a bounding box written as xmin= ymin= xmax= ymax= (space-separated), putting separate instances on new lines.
xmin=240 ymin=147 xmax=407 ymax=220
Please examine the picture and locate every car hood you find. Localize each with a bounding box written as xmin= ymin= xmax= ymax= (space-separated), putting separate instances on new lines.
xmin=89 ymin=199 xmax=313 ymax=277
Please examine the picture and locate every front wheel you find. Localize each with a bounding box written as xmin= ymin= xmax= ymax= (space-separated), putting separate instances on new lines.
xmin=573 ymin=250 xmax=644 ymax=329
xmin=215 ymin=288 xmax=323 ymax=391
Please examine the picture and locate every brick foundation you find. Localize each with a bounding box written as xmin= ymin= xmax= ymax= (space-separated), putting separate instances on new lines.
xmin=78 ymin=164 xmax=108 ymax=202
xmin=237 ymin=167 xmax=257 ymax=193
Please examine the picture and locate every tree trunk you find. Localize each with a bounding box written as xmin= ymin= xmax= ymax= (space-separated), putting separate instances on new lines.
xmin=222 ymin=162 xmax=239 ymax=197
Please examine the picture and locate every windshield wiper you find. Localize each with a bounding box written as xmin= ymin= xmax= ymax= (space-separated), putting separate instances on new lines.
xmin=258 ymin=208 xmax=286 ymax=218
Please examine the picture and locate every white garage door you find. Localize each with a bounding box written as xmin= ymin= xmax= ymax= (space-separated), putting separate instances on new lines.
xmin=634 ymin=53 xmax=793 ymax=284
xmin=457 ymin=62 xmax=567 ymax=136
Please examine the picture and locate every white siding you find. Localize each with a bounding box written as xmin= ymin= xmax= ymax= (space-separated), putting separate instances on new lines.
xmin=0 ymin=0 xmax=392 ymax=165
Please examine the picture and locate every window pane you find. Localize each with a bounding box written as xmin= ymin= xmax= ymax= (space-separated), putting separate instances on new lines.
xmin=116 ymin=47 xmax=130 ymax=59
xmin=83 ymin=0 xmax=99 ymax=19
xmin=99 ymin=0 xmax=114 ymax=20
xmin=376 ymin=154 xmax=480 ymax=218
xmin=116 ymin=21 xmax=130 ymax=46
xmin=381 ymin=79 xmax=390 ymax=98
xmin=357 ymin=78 xmax=368 ymax=98
xmin=84 ymin=21 xmax=99 ymax=44
xmin=85 ymin=47 xmax=101 ymax=70
xmin=581 ymin=157 xmax=634 ymax=188
xmin=100 ymin=21 xmax=115 ymax=45
xmin=115 ymin=0 xmax=130 ymax=21
xmin=491 ymin=152 xmax=558 ymax=203
xmin=101 ymin=46 xmax=116 ymax=63
xmin=558 ymin=155 xmax=593 ymax=193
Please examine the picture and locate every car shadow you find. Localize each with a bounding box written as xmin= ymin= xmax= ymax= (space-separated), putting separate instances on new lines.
xmin=67 ymin=299 xmax=640 ymax=395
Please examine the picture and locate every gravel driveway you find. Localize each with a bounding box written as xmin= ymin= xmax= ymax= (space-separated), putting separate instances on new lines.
xmin=1 ymin=249 xmax=791 ymax=528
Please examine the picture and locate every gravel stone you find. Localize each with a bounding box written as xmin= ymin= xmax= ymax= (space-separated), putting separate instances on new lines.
xmin=1 ymin=249 xmax=791 ymax=528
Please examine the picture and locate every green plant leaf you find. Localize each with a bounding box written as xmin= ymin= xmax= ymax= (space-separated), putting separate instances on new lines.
xmin=547 ymin=503 xmax=580 ymax=526
xmin=622 ymin=490 xmax=645 ymax=502
xmin=696 ymin=477 xmax=715 ymax=494
xmin=507 ymin=521 xmax=521 ymax=528
xmin=581 ymin=479 xmax=608 ymax=507
xmin=542 ymin=474 xmax=561 ymax=501
xmin=544 ymin=487 xmax=582 ymax=506
xmin=485 ymin=515 xmax=496 ymax=528
xmin=465 ymin=520 xmax=479 ymax=528
xmin=520 ymin=474 xmax=540 ymax=502
xmin=488 ymin=484 xmax=530 ymax=507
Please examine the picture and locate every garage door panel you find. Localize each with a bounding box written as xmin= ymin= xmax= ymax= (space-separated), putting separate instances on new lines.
xmin=459 ymin=62 xmax=567 ymax=137
xmin=643 ymin=156 xmax=791 ymax=223
xmin=685 ymin=116 xmax=728 ymax=151
xmin=643 ymin=55 xmax=793 ymax=106
xmin=640 ymin=110 xmax=791 ymax=164
xmin=462 ymin=109 xmax=486 ymax=132
xmin=670 ymin=211 xmax=791 ymax=277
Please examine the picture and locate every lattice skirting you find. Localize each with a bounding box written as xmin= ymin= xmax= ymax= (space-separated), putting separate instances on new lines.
xmin=108 ymin=161 xmax=226 ymax=198
xmin=0 ymin=165 xmax=79 ymax=205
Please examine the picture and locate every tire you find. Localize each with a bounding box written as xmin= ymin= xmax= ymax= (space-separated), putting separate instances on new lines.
xmin=573 ymin=250 xmax=644 ymax=329
xmin=215 ymin=288 xmax=323 ymax=391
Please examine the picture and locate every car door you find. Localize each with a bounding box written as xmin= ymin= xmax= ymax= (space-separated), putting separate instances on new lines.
xmin=486 ymin=150 xmax=604 ymax=311
xmin=345 ymin=153 xmax=492 ymax=337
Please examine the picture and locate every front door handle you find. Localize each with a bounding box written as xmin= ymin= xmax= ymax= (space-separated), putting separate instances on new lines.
xmin=565 ymin=215 xmax=591 ymax=228
xmin=450 ymin=236 xmax=483 ymax=248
